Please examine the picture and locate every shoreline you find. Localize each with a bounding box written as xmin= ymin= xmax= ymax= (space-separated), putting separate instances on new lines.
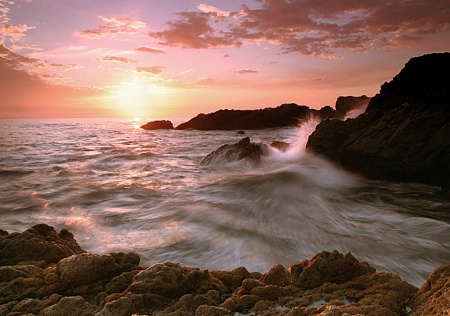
xmin=1 ymin=224 xmax=448 ymax=315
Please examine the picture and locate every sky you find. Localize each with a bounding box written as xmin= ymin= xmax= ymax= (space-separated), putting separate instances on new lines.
xmin=0 ymin=0 xmax=449 ymax=119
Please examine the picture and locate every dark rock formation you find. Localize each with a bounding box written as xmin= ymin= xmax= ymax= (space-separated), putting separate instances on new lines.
xmin=176 ymin=103 xmax=337 ymax=130
xmin=307 ymin=53 xmax=450 ymax=191
xmin=335 ymin=95 xmax=371 ymax=118
xmin=0 ymin=224 xmax=84 ymax=266
xmin=140 ymin=120 xmax=173 ymax=130
xmin=0 ymin=225 xmax=447 ymax=316
xmin=200 ymin=137 xmax=269 ymax=166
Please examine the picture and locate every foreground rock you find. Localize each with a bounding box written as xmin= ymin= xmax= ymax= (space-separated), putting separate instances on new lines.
xmin=140 ymin=120 xmax=173 ymax=130
xmin=307 ymin=53 xmax=450 ymax=192
xmin=0 ymin=224 xmax=84 ymax=266
xmin=176 ymin=103 xmax=337 ymax=130
xmin=1 ymin=225 xmax=448 ymax=315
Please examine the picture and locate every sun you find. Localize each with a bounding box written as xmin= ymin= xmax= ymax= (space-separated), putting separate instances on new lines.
xmin=112 ymin=79 xmax=168 ymax=118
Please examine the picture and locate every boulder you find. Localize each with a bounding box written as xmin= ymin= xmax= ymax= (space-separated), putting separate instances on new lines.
xmin=140 ymin=120 xmax=173 ymax=130
xmin=200 ymin=137 xmax=269 ymax=166
xmin=176 ymin=103 xmax=336 ymax=130
xmin=307 ymin=53 xmax=450 ymax=192
xmin=0 ymin=224 xmax=85 ymax=266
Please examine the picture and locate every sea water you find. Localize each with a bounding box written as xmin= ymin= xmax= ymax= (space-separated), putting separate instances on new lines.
xmin=0 ymin=118 xmax=449 ymax=287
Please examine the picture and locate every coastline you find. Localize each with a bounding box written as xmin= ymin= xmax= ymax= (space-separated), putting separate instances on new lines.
xmin=0 ymin=224 xmax=448 ymax=315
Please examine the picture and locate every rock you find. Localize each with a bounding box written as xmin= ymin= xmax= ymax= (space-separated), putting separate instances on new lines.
xmin=0 ymin=224 xmax=447 ymax=316
xmin=270 ymin=141 xmax=290 ymax=152
xmin=0 ymin=224 xmax=85 ymax=266
xmin=410 ymin=263 xmax=450 ymax=316
xmin=288 ymin=250 xmax=375 ymax=289
xmin=127 ymin=262 xmax=226 ymax=299
xmin=0 ymin=264 xmax=44 ymax=304
xmin=335 ymin=95 xmax=371 ymax=118
xmin=210 ymin=266 xmax=251 ymax=290
xmin=195 ymin=305 xmax=229 ymax=316
xmin=200 ymin=137 xmax=269 ymax=166
xmin=38 ymin=296 xmax=96 ymax=316
xmin=176 ymin=103 xmax=330 ymax=130
xmin=307 ymin=53 xmax=450 ymax=191
xmin=140 ymin=120 xmax=174 ymax=130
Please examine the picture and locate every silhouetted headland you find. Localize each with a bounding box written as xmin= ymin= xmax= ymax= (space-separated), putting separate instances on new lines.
xmin=307 ymin=52 xmax=450 ymax=193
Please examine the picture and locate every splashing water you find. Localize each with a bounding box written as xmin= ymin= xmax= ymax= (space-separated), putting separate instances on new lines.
xmin=0 ymin=118 xmax=448 ymax=287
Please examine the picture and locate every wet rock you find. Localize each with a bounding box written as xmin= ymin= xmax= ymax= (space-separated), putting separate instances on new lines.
xmin=0 ymin=224 xmax=85 ymax=266
xmin=200 ymin=137 xmax=269 ymax=166
xmin=140 ymin=120 xmax=174 ymax=130
xmin=195 ymin=305 xmax=229 ymax=316
xmin=270 ymin=141 xmax=290 ymax=152
xmin=307 ymin=53 xmax=450 ymax=191
xmin=410 ymin=263 xmax=450 ymax=316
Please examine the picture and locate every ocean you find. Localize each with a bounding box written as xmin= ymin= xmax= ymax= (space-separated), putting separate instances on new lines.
xmin=0 ymin=118 xmax=449 ymax=287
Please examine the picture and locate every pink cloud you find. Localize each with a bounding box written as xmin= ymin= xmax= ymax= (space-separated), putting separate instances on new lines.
xmin=77 ymin=15 xmax=146 ymax=39
xmin=135 ymin=46 xmax=165 ymax=54
xmin=150 ymin=11 xmax=241 ymax=49
xmin=236 ymin=69 xmax=257 ymax=74
xmin=150 ymin=0 xmax=450 ymax=57
xmin=136 ymin=66 xmax=166 ymax=74
xmin=101 ymin=56 xmax=136 ymax=63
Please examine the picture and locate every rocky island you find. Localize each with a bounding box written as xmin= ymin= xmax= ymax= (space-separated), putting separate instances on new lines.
xmin=0 ymin=224 xmax=448 ymax=315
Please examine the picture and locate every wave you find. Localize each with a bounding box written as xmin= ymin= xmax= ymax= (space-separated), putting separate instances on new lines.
xmin=0 ymin=169 xmax=34 ymax=177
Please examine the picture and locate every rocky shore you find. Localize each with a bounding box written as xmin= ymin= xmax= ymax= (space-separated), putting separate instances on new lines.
xmin=307 ymin=53 xmax=450 ymax=193
xmin=1 ymin=224 xmax=448 ymax=316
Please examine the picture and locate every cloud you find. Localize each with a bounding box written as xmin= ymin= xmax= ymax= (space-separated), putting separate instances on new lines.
xmin=197 ymin=4 xmax=230 ymax=17
xmin=77 ymin=15 xmax=146 ymax=39
xmin=51 ymin=62 xmax=82 ymax=70
xmin=0 ymin=45 xmax=107 ymax=118
xmin=150 ymin=0 xmax=450 ymax=57
xmin=135 ymin=46 xmax=165 ymax=54
xmin=149 ymin=11 xmax=241 ymax=49
xmin=136 ymin=66 xmax=166 ymax=74
xmin=235 ymin=69 xmax=257 ymax=74
xmin=101 ymin=56 xmax=136 ymax=63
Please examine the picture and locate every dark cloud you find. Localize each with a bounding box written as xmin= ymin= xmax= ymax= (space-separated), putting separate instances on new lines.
xmin=150 ymin=0 xmax=450 ymax=57
xmin=136 ymin=66 xmax=166 ymax=74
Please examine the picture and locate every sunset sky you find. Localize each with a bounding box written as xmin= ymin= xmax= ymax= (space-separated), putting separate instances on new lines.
xmin=1 ymin=0 xmax=449 ymax=119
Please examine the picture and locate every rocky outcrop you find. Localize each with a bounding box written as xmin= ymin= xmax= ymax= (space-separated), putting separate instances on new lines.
xmin=0 ymin=225 xmax=447 ymax=315
xmin=140 ymin=120 xmax=174 ymax=130
xmin=410 ymin=263 xmax=450 ymax=315
xmin=200 ymin=137 xmax=269 ymax=166
xmin=307 ymin=53 xmax=450 ymax=192
xmin=335 ymin=95 xmax=371 ymax=118
xmin=0 ymin=224 xmax=84 ymax=266
xmin=176 ymin=103 xmax=337 ymax=130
